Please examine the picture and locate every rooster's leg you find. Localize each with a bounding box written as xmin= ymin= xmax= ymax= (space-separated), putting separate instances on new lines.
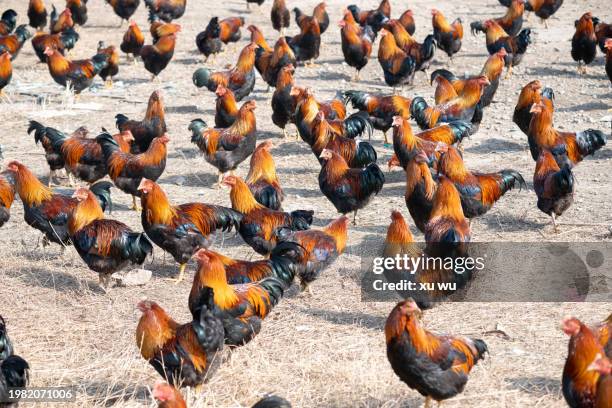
xmin=48 ymin=170 xmax=55 ymax=187
xmin=383 ymin=131 xmax=389 ymax=145
xmin=216 ymin=172 xmax=224 ymax=188
xmin=352 ymin=210 xmax=358 ymax=225
xmin=283 ymin=128 xmax=288 ymax=138
xmin=68 ymin=172 xmax=76 ymax=187
xmin=105 ymin=78 xmax=113 ymax=89
xmin=551 ymin=213 xmax=559 ymax=233
xmin=131 ymin=195 xmax=141 ymax=211
xmin=171 ymin=263 xmax=187 ymax=284
xmin=504 ymin=64 xmax=513 ymax=79
xmin=353 ymin=70 xmax=361 ymax=82
xmin=424 ymin=397 xmax=432 ymax=408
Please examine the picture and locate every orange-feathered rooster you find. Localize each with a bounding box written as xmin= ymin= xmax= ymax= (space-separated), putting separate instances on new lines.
xmin=271 ymin=0 xmax=290 ymax=35
xmin=403 ymin=152 xmax=437 ymax=232
xmin=136 ymin=288 xmax=224 ymax=388
xmin=0 ymin=168 xmax=15 ymax=228
xmin=97 ymin=132 xmax=168 ymax=210
xmin=276 ymin=215 xmax=349 ymax=293
xmin=346 ymin=0 xmax=390 ymax=35
xmin=97 ymin=41 xmax=119 ymax=87
xmin=482 ymin=19 xmax=531 ymax=77
xmin=254 ymin=36 xmax=296 ymax=88
xmin=0 ymin=50 xmax=11 ymax=99
xmin=246 ymin=141 xmax=284 ymax=210
xmin=571 ymin=12 xmax=597 ymax=75
xmin=189 ymin=249 xmax=289 ymax=346
xmin=223 ymin=175 xmax=313 ymax=256
xmin=436 ymin=143 xmax=526 ymax=219
xmin=410 ymin=76 xmax=489 ymax=133
xmin=193 ymin=42 xmax=257 ymax=102
xmin=431 ymin=9 xmax=463 ymax=60
xmin=430 ymin=48 xmax=507 ymax=108
xmin=534 ymin=149 xmax=574 ymax=232
xmin=120 ymin=20 xmax=144 ymax=60
xmin=28 ymin=0 xmax=48 ymax=31
xmin=6 ymin=160 xmax=113 ymax=249
xmin=339 ymin=10 xmax=374 ymax=81
xmin=294 ymin=2 xmax=329 ymax=35
xmin=528 ymin=99 xmax=606 ymax=167
xmin=385 ymin=298 xmax=487 ymax=407
xmin=116 ymin=90 xmax=167 ymax=154
xmin=318 ymin=149 xmax=384 ymax=224
xmin=0 ymin=26 xmax=32 ymax=60
xmin=343 ymin=90 xmax=411 ymax=144
xmin=587 ymin=355 xmax=612 ymax=408
xmin=66 ymin=0 xmax=87 ymax=26
xmin=138 ymin=178 xmax=242 ymax=282
xmin=69 ymin=187 xmax=152 ymax=289
xmin=43 ymin=46 xmax=110 ymax=94
xmin=153 ymin=382 xmax=187 ymax=408
xmin=247 ymin=25 xmax=271 ymax=52
xmin=285 ymin=15 xmax=321 ymax=65
xmin=309 ymin=111 xmax=377 ymax=168
xmin=214 ymin=85 xmax=239 ymax=128
xmin=293 ymin=87 xmax=347 ymax=145
xmin=471 ymin=0 xmax=524 ymax=37
xmin=31 ymin=28 xmax=79 ymax=63
xmin=513 ymin=80 xmax=555 ymax=135
xmin=384 ymin=19 xmax=435 ymax=74
xmin=271 ymin=64 xmax=297 ymax=138
xmin=377 ymin=29 xmax=416 ymax=88
xmin=140 ymin=31 xmax=178 ymax=79
xmin=562 ymin=317 xmax=610 ymax=408
xmin=50 ymin=7 xmax=73 ymax=34
xmin=189 ymin=100 xmax=257 ymax=186
xmin=106 ymin=0 xmax=140 ymax=23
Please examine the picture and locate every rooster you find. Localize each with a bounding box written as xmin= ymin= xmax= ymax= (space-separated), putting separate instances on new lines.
xmin=31 ymin=28 xmax=79 ymax=63
xmin=276 ymin=216 xmax=349 ymax=293
xmin=0 ymin=169 xmax=14 ymax=228
xmin=392 ymin=116 xmax=470 ymax=169
xmin=403 ymin=152 xmax=437 ymax=232
xmin=528 ymin=99 xmax=606 ymax=167
xmin=106 ymin=0 xmax=140 ymax=23
xmin=385 ymin=20 xmax=435 ymax=74
xmin=471 ymin=0 xmax=524 ymax=37
xmin=343 ymin=90 xmax=411 ymax=144
xmin=0 ymin=10 xmax=17 ymax=36
xmin=66 ymin=0 xmax=87 ymax=26
xmin=153 ymin=382 xmax=186 ymax=408
xmin=285 ymin=16 xmax=321 ymax=66
xmin=430 ymin=48 xmax=507 ymax=108
xmin=149 ymin=19 xmax=181 ymax=44
xmin=594 ymin=19 xmax=612 ymax=53
xmin=562 ymin=317 xmax=608 ymax=408
xmin=572 ymin=12 xmax=597 ymax=74
xmin=347 ymin=0 xmax=390 ymax=35
xmin=43 ymin=46 xmax=109 ymax=94
xmin=294 ymin=2 xmax=329 ymax=35
xmin=424 ymin=175 xmax=471 ymax=260
xmin=385 ymin=298 xmax=487 ymax=407
xmin=504 ymin=0 xmax=563 ymax=29
xmin=50 ymin=7 xmax=73 ymax=34
xmin=214 ymin=85 xmax=238 ymax=128
xmin=140 ymin=31 xmax=178 ymax=80
xmin=98 ymin=132 xmax=168 ymax=210
xmin=69 ymin=187 xmax=152 ymax=289
xmin=97 ymin=41 xmax=119 ymax=87
xmin=189 ymin=249 xmax=288 ymax=346
xmin=293 ymin=87 xmax=347 ymax=145
xmin=254 ymin=36 xmax=296 ymax=88
xmin=116 ymin=90 xmax=166 ymax=153
xmin=482 ymin=20 xmax=531 ymax=77
xmin=216 ymin=17 xmax=244 ymax=45
xmin=0 ymin=50 xmax=11 ymax=100
xmin=252 ymin=396 xmax=292 ymax=408
xmin=340 ymin=10 xmax=374 ymax=81
xmin=28 ymin=0 xmax=48 ymax=31
xmin=310 ymin=111 xmax=376 ymax=168
xmin=513 ymin=80 xmax=554 ymax=135
xmin=410 ymin=76 xmax=489 ymax=133
xmin=398 ymin=9 xmax=416 ymax=35
xmin=378 ymin=29 xmax=416 ymax=88
xmin=0 ymin=25 xmax=32 ymax=60
xmin=120 ymin=20 xmax=144 ymax=60
xmin=431 ymin=9 xmax=463 ymax=60
xmin=248 ymin=25 xmax=271 ymax=52
xmin=138 ymin=178 xmax=242 ymax=282
xmin=42 ymin=125 xmax=133 ymax=185
xmin=436 ymin=143 xmax=526 ymax=219
xmin=246 ymin=141 xmax=284 ymax=210
xmin=534 ymin=149 xmax=574 ymax=232
xmin=193 ymin=42 xmax=257 ymax=102
xmin=271 ymin=0 xmax=290 ymax=35
xmin=188 ymin=100 xmax=257 ymax=186
xmin=271 ymin=64 xmax=297 ymax=138
xmin=223 ymin=175 xmax=313 ymax=256
xmin=6 ymin=161 xmax=112 ymax=248
xmin=136 ymin=288 xmax=224 ymax=388
xmin=606 ymin=39 xmax=612 ymax=85
xmin=144 ymin=0 xmax=186 ymax=22
xmin=318 ymin=149 xmax=384 ymax=224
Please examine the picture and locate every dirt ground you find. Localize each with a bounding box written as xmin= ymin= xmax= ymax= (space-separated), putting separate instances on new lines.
xmin=0 ymin=0 xmax=611 ymax=406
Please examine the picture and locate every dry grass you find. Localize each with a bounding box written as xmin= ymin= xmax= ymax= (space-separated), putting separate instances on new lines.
xmin=0 ymin=0 xmax=611 ymax=407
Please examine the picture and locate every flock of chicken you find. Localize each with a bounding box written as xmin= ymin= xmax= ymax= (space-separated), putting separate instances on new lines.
xmin=0 ymin=0 xmax=610 ymax=407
